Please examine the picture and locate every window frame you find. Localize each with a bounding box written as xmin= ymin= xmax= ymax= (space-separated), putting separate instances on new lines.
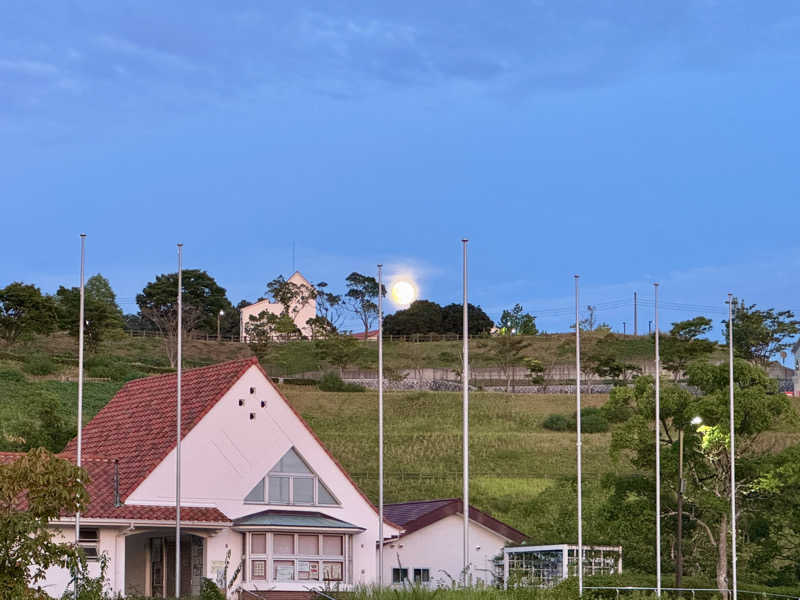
xmin=413 ymin=568 xmax=430 ymax=584
xmin=77 ymin=528 xmax=99 ymax=561
xmin=392 ymin=568 xmax=409 ymax=584
xmin=246 ymin=532 xmax=347 ymax=584
xmin=244 ymin=448 xmax=340 ymax=507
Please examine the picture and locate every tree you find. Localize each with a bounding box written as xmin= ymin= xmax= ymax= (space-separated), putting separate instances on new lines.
xmin=344 ymin=273 xmax=385 ymax=341
xmin=314 ymin=334 xmax=362 ymax=376
xmin=0 ymin=448 xmax=88 ymax=599
xmin=56 ymin=276 xmax=125 ymax=352
xmin=604 ymin=360 xmax=791 ymax=595
xmin=661 ymin=317 xmax=715 ymax=380
xmin=722 ymin=299 xmax=800 ymax=366
xmin=479 ymin=335 xmax=531 ymax=392
xmin=590 ymin=354 xmax=640 ymax=386
xmin=314 ymin=282 xmax=343 ymax=331
xmin=441 ymin=303 xmax=493 ymax=336
xmin=383 ymin=300 xmax=443 ymax=336
xmin=136 ymin=270 xmax=230 ymax=367
xmin=0 ymin=283 xmax=57 ymax=345
xmin=581 ymin=305 xmax=597 ymax=331
xmin=497 ymin=303 xmax=538 ymax=335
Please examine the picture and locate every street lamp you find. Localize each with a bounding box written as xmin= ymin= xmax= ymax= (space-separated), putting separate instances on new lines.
xmin=676 ymin=415 xmax=703 ymax=588
xmin=217 ymin=309 xmax=224 ymax=342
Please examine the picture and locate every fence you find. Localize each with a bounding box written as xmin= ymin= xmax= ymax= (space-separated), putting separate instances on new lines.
xmin=124 ymin=328 xmax=243 ymax=343
xmin=585 ymin=587 xmax=800 ymax=600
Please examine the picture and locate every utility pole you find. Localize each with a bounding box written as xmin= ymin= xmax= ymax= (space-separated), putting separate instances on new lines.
xmin=623 ymin=321 xmax=626 ymax=335
xmin=648 ymin=320 xmax=652 ymax=335
xmin=634 ymin=291 xmax=638 ymax=336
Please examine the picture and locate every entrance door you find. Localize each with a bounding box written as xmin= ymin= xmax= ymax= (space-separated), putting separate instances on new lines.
xmin=165 ymin=540 xmax=192 ymax=598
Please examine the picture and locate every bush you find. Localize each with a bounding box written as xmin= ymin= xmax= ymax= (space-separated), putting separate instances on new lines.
xmin=200 ymin=577 xmax=226 ymax=600
xmin=85 ymin=355 xmax=146 ymax=381
xmin=542 ymin=413 xmax=570 ymax=431
xmin=0 ymin=367 xmax=25 ymax=382
xmin=22 ymin=354 xmax=58 ymax=376
xmin=318 ymin=372 xmax=365 ymax=393
xmin=282 ymin=378 xmax=319 ymax=386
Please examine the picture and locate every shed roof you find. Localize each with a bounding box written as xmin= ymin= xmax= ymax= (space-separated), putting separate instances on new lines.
xmin=234 ymin=509 xmax=364 ymax=531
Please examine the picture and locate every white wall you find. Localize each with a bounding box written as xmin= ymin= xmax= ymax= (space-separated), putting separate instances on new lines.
xmin=42 ymin=526 xmax=119 ymax=598
xmin=127 ymin=365 xmax=398 ymax=587
xmin=381 ymin=514 xmax=509 ymax=588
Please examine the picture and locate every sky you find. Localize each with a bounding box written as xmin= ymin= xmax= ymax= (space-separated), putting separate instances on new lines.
xmin=2 ymin=1 xmax=799 ymax=340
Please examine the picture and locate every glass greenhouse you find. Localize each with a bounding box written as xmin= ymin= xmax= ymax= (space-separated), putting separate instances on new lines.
xmin=503 ymin=545 xmax=622 ymax=588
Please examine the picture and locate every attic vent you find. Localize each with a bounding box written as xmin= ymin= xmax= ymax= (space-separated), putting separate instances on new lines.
xmin=260 ymin=400 xmax=266 ymax=408
xmin=250 ymin=387 xmax=256 ymax=394
xmin=249 ymin=412 xmax=256 ymax=420
xmin=238 ymin=399 xmax=244 ymax=406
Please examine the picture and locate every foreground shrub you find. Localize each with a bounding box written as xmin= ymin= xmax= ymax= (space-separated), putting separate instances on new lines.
xmin=0 ymin=367 xmax=26 ymax=382
xmin=542 ymin=413 xmax=570 ymax=431
xmin=22 ymin=354 xmax=58 ymax=376
xmin=542 ymin=408 xmax=609 ymax=433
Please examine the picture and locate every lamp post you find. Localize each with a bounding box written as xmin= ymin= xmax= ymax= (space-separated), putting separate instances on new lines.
xmin=677 ymin=416 xmax=703 ymax=589
xmin=217 ymin=309 xmax=224 ymax=342
xmin=377 ymin=265 xmax=384 ymax=587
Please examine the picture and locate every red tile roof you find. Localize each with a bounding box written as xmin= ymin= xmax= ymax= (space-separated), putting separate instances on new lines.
xmin=62 ymin=357 xmax=258 ymax=502
xmin=384 ymin=499 xmax=527 ymax=543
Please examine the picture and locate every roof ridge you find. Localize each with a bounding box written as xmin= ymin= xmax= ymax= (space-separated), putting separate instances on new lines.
xmin=385 ymin=498 xmax=458 ymax=505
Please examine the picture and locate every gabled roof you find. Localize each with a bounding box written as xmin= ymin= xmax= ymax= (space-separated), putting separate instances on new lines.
xmin=62 ymin=358 xmax=258 ymax=502
xmin=234 ymin=509 xmax=364 ymax=531
xmin=384 ymin=499 xmax=527 ymax=543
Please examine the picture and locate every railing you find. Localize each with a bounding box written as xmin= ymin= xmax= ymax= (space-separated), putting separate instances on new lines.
xmin=585 ymin=587 xmax=800 ymax=600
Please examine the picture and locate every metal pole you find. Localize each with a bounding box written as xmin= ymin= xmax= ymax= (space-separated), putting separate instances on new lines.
xmin=575 ymin=275 xmax=583 ymax=596
xmin=378 ymin=264 xmax=384 ymax=587
xmin=634 ymin=292 xmax=638 ymax=336
xmin=728 ymin=294 xmax=738 ymax=600
xmin=462 ymin=239 xmax=470 ymax=584
xmin=75 ymin=233 xmax=86 ymax=596
xmin=176 ymin=243 xmax=183 ymax=598
xmin=677 ymin=428 xmax=684 ymax=589
xmin=654 ymin=283 xmax=661 ymax=597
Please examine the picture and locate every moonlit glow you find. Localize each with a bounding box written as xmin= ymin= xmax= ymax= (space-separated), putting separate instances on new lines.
xmin=390 ymin=280 xmax=417 ymax=306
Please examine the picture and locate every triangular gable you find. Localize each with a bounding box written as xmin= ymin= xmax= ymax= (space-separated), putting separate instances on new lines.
xmin=244 ymin=447 xmax=339 ymax=506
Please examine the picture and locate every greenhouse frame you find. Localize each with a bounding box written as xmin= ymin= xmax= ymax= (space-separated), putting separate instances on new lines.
xmin=502 ymin=544 xmax=622 ymax=588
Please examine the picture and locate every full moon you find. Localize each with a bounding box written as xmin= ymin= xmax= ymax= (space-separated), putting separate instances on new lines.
xmin=391 ymin=280 xmax=417 ymax=306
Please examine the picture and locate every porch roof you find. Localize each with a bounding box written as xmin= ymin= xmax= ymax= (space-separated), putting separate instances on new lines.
xmin=233 ymin=509 xmax=364 ymax=531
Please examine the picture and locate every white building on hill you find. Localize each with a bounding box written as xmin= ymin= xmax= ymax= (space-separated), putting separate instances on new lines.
xmin=239 ymin=272 xmax=317 ymax=341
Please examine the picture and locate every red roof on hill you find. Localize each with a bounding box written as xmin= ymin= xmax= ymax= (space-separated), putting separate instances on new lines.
xmin=62 ymin=357 xmax=258 ymax=502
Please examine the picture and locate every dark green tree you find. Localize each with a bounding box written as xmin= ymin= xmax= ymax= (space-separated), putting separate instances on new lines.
xmin=314 ymin=334 xmax=363 ymax=376
xmin=661 ymin=317 xmax=715 ymax=380
xmin=479 ymin=335 xmax=531 ymax=391
xmin=0 ymin=283 xmax=57 ymax=345
xmin=344 ymin=273 xmax=385 ymax=342
xmin=722 ymin=299 xmax=800 ymax=366
xmin=383 ymin=300 xmax=443 ymax=336
xmin=136 ymin=270 xmax=232 ymax=366
xmin=56 ymin=275 xmax=125 ymax=351
xmin=441 ymin=303 xmax=493 ymax=336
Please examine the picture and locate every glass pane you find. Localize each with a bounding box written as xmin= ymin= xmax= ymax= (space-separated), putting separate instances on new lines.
xmin=268 ymin=476 xmax=289 ymax=503
xmin=392 ymin=568 xmax=408 ymax=584
xmin=251 ymin=534 xmax=266 ymax=554
xmin=317 ymin=481 xmax=337 ymax=505
xmin=298 ymin=535 xmax=319 ymax=556
xmin=322 ymin=535 xmax=343 ymax=556
xmin=323 ymin=561 xmax=343 ymax=581
xmin=251 ymin=560 xmax=266 ymax=580
xmin=274 ymin=534 xmax=294 ymax=555
xmin=78 ymin=529 xmax=98 ymax=542
xmin=298 ymin=560 xmax=319 ymax=580
xmin=272 ymin=448 xmax=311 ymax=474
xmin=245 ymin=478 xmax=265 ymax=503
xmin=414 ymin=568 xmax=430 ymax=583
xmin=294 ymin=477 xmax=314 ymax=504
xmin=274 ymin=560 xmax=295 ymax=581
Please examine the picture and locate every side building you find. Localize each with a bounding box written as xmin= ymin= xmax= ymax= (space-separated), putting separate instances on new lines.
xmin=240 ymin=271 xmax=317 ymax=341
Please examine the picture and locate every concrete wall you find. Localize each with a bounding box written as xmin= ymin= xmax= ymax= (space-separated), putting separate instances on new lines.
xmin=127 ymin=365 xmax=399 ymax=589
xmin=380 ymin=514 xmax=509 ymax=588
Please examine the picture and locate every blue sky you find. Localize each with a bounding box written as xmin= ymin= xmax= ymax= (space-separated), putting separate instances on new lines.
xmin=2 ymin=1 xmax=799 ymax=338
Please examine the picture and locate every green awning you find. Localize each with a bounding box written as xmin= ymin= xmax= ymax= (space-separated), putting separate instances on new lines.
xmin=233 ymin=510 xmax=365 ymax=531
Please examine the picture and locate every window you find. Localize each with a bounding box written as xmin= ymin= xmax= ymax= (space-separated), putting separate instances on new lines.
xmin=413 ymin=568 xmax=430 ymax=584
xmin=78 ymin=528 xmax=99 ymax=560
xmin=392 ymin=568 xmax=409 ymax=584
xmin=249 ymin=532 xmax=346 ymax=584
xmin=244 ymin=447 xmax=340 ymax=506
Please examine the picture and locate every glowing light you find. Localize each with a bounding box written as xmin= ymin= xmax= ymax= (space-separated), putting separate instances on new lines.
xmin=390 ymin=280 xmax=417 ymax=306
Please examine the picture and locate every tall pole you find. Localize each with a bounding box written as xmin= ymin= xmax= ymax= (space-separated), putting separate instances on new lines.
xmin=176 ymin=243 xmax=183 ymax=599
xmin=676 ymin=427 xmax=684 ymax=589
xmin=462 ymin=239 xmax=470 ymax=584
xmin=377 ymin=264 xmax=384 ymax=587
xmin=75 ymin=233 xmax=86 ymax=595
xmin=575 ymin=275 xmax=583 ymax=596
xmin=654 ymin=283 xmax=662 ymax=597
xmin=728 ymin=294 xmax=738 ymax=600
xmin=634 ymin=291 xmax=638 ymax=336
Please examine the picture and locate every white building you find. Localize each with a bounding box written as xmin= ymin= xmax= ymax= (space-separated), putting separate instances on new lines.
xmin=38 ymin=357 xmax=401 ymax=598
xmin=239 ymin=272 xmax=317 ymax=341
xmin=382 ymin=499 xmax=526 ymax=588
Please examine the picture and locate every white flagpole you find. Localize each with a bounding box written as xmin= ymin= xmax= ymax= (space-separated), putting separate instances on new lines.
xmin=176 ymin=243 xmax=183 ymax=598
xmin=575 ymin=275 xmax=583 ymax=596
xmin=728 ymin=294 xmax=738 ymax=600
xmin=462 ymin=238 xmax=470 ymax=584
xmin=654 ymin=282 xmax=662 ymax=597
xmin=75 ymin=233 xmax=86 ymax=595
xmin=377 ymin=264 xmax=384 ymax=587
